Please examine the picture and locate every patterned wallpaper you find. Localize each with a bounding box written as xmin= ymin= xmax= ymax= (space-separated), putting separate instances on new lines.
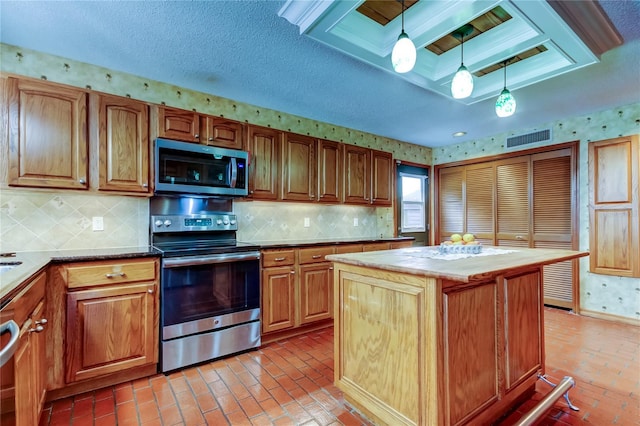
xmin=0 ymin=43 xmax=431 ymax=164
xmin=434 ymin=102 xmax=640 ymax=321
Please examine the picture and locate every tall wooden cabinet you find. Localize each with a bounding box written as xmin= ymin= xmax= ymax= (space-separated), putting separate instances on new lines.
xmin=343 ymin=145 xmax=393 ymax=206
xmin=247 ymin=125 xmax=281 ymax=200
xmin=317 ymin=139 xmax=342 ymax=203
xmin=589 ymin=135 xmax=640 ymax=277
xmin=93 ymin=94 xmax=150 ymax=193
xmin=437 ymin=146 xmax=578 ymax=308
xmin=282 ymin=133 xmax=316 ymax=201
xmin=6 ymin=77 xmax=89 ymax=189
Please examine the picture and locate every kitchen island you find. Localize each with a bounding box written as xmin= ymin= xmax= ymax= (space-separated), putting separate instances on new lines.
xmin=326 ymin=246 xmax=588 ymax=426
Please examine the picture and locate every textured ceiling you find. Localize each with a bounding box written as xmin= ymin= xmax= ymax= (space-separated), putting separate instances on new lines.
xmin=1 ymin=1 xmax=639 ymax=148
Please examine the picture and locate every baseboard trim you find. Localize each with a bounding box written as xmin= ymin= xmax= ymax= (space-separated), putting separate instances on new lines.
xmin=579 ymin=309 xmax=640 ymax=326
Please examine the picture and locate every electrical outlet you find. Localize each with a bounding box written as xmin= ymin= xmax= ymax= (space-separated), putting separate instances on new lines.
xmin=304 ymin=217 xmax=310 ymax=228
xmin=353 ymin=218 xmax=359 ymax=227
xmin=92 ymin=216 xmax=104 ymax=231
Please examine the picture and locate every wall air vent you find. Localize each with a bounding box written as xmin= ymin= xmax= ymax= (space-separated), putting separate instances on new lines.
xmin=506 ymin=128 xmax=552 ymax=148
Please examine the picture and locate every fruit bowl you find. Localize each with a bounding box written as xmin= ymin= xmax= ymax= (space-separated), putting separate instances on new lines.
xmin=438 ymin=243 xmax=482 ymax=255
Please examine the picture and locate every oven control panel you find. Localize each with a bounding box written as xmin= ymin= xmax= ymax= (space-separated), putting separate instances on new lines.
xmin=151 ymin=214 xmax=238 ymax=233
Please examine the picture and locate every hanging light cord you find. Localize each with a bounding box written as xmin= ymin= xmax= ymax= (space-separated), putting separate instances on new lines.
xmin=503 ymin=59 xmax=508 ymax=89
xmin=460 ymin=33 xmax=464 ymax=65
xmin=401 ymin=0 xmax=406 ymax=32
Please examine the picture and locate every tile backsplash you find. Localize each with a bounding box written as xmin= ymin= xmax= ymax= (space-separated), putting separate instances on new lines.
xmin=0 ymin=189 xmax=149 ymax=252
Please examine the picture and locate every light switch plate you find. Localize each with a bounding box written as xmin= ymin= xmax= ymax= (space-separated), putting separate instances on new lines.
xmin=92 ymin=216 xmax=104 ymax=231
xmin=353 ymin=218 xmax=358 ymax=227
xmin=304 ymin=217 xmax=310 ymax=228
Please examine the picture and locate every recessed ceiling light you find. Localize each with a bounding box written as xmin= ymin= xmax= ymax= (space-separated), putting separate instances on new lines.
xmin=452 ymin=131 xmax=467 ymax=137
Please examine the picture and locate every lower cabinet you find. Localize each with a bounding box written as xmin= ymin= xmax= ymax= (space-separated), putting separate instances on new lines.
xmin=0 ymin=271 xmax=48 ymax=426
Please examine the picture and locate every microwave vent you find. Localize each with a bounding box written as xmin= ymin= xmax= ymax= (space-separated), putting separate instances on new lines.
xmin=506 ymin=129 xmax=552 ymax=148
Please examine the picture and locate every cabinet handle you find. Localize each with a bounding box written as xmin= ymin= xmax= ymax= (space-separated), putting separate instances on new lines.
xmin=208 ymin=137 xmax=214 ymax=141
xmin=35 ymin=318 xmax=48 ymax=326
xmin=142 ymin=183 xmax=148 ymax=188
xmin=274 ymin=257 xmax=286 ymax=261
xmin=28 ymin=325 xmax=44 ymax=333
xmin=515 ymin=235 xmax=525 ymax=240
xmin=148 ymin=289 xmax=154 ymax=294
xmin=290 ymin=270 xmax=295 ymax=275
xmin=329 ymin=267 xmax=334 ymax=270
xmin=194 ymin=134 xmax=200 ymax=139
xmin=312 ymin=255 xmax=322 ymax=259
xmin=79 ymin=178 xmax=86 ymax=184
xmin=105 ymin=272 xmax=126 ymax=278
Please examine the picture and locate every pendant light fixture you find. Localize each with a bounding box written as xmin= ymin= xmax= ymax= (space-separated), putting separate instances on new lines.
xmin=450 ymin=25 xmax=474 ymax=99
xmin=495 ymin=59 xmax=516 ymax=117
xmin=391 ymin=0 xmax=416 ymax=74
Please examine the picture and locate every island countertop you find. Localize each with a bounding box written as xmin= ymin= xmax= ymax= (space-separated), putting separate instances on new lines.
xmin=326 ymin=246 xmax=589 ymax=283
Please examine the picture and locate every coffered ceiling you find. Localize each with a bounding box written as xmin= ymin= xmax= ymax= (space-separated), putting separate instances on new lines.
xmin=279 ymin=0 xmax=618 ymax=104
xmin=0 ymin=1 xmax=638 ymax=148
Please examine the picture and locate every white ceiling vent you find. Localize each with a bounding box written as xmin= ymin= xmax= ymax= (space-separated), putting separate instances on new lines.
xmin=506 ymin=128 xmax=552 ymax=148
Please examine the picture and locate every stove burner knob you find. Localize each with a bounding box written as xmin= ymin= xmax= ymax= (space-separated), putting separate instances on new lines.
xmin=163 ymin=220 xmax=172 ymax=227
xmin=216 ymin=219 xmax=223 ymax=226
xmin=230 ymin=219 xmax=237 ymax=225
xmin=154 ymin=220 xmax=163 ymax=227
xmin=223 ymin=219 xmax=230 ymax=225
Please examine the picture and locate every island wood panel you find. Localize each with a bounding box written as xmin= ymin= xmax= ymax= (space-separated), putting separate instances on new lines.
xmin=504 ymin=271 xmax=543 ymax=390
xmin=335 ymin=268 xmax=431 ymax=425
xmin=443 ymin=282 xmax=498 ymax=425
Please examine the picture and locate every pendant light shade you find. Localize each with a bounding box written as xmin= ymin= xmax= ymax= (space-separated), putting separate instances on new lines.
xmin=451 ymin=25 xmax=474 ymax=99
xmin=391 ymin=0 xmax=416 ymax=74
xmin=495 ymin=60 xmax=516 ymax=117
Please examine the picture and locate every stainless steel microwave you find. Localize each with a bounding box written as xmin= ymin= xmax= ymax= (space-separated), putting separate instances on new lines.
xmin=154 ymin=138 xmax=249 ymax=197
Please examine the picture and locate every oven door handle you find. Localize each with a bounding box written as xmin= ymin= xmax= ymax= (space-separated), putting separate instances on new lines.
xmin=162 ymin=251 xmax=260 ymax=268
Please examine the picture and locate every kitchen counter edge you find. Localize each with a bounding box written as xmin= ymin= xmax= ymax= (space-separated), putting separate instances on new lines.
xmin=246 ymin=236 xmax=414 ymax=249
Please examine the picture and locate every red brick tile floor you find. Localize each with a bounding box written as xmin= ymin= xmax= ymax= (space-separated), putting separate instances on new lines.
xmin=41 ymin=307 xmax=639 ymax=425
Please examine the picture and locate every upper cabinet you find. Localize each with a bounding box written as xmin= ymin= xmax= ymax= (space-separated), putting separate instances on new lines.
xmin=589 ymin=135 xmax=640 ymax=278
xmin=247 ymin=125 xmax=281 ymax=200
xmin=157 ymin=106 xmax=244 ymax=149
xmin=343 ymin=145 xmax=393 ymax=206
xmin=317 ymin=139 xmax=341 ymax=203
xmin=6 ymin=77 xmax=89 ymax=190
xmin=92 ymin=94 xmax=150 ymax=193
xmin=281 ymin=133 xmax=316 ymax=202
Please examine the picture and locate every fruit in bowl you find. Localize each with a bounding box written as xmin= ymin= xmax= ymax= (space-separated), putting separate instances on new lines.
xmin=439 ymin=233 xmax=482 ymax=254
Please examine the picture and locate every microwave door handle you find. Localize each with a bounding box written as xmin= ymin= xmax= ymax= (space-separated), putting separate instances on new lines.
xmin=229 ymin=157 xmax=238 ymax=188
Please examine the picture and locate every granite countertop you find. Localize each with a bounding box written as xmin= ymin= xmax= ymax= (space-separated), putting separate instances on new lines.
xmin=0 ymin=246 xmax=159 ymax=304
xmin=246 ymin=236 xmax=414 ymax=249
xmin=326 ymin=246 xmax=588 ymax=283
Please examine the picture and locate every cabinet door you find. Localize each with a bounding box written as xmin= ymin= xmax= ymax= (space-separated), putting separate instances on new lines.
xmin=31 ymin=302 xmax=47 ymax=420
xmin=158 ymin=107 xmax=200 ymax=142
xmin=96 ymin=94 xmax=150 ymax=193
xmin=66 ymin=282 xmax=156 ymax=383
xmin=14 ymin=328 xmax=34 ymax=426
xmin=504 ymin=271 xmax=543 ymax=390
xmin=7 ymin=78 xmax=88 ymax=189
xmin=282 ymin=133 xmax=316 ymax=201
xmin=465 ymin=163 xmax=495 ymax=245
xmin=496 ymin=157 xmax=530 ymax=247
xmin=438 ymin=166 xmax=464 ymax=241
xmin=371 ymin=149 xmax=393 ymax=206
xmin=343 ymin=144 xmax=370 ymax=204
xmin=247 ymin=125 xmax=281 ymax=200
xmin=317 ymin=139 xmax=341 ymax=203
xmin=201 ymin=116 xmax=244 ymax=149
xmin=261 ymin=266 xmax=295 ymax=333
xmin=589 ymin=136 xmax=640 ymax=277
xmin=299 ymin=263 xmax=333 ymax=324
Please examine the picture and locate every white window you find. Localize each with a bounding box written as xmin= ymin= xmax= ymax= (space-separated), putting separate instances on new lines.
xmin=400 ymin=173 xmax=426 ymax=232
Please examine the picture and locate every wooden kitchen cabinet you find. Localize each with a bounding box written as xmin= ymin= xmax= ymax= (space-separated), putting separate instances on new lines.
xmin=0 ymin=271 xmax=48 ymax=426
xmin=589 ymin=135 xmax=640 ymax=278
xmin=247 ymin=125 xmax=282 ymax=200
xmin=261 ymin=249 xmax=296 ymax=333
xmin=6 ymin=77 xmax=89 ymax=190
xmin=298 ymin=246 xmax=335 ymax=324
xmin=93 ymin=94 xmax=150 ymax=193
xmin=343 ymin=145 xmax=393 ymax=205
xmin=282 ymin=133 xmax=316 ymax=201
xmin=317 ymin=139 xmax=342 ymax=203
xmin=157 ymin=106 xmax=244 ymax=149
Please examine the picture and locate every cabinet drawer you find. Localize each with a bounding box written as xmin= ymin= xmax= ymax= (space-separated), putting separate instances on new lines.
xmin=262 ymin=250 xmax=295 ymax=267
xmin=3 ymin=271 xmax=46 ymax=328
xmin=66 ymin=260 xmax=156 ymax=289
xmin=335 ymin=244 xmax=363 ymax=254
xmin=299 ymin=246 xmax=335 ymax=264
xmin=363 ymin=242 xmax=390 ymax=252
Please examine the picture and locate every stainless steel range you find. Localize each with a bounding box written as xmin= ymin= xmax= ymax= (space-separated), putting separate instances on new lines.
xmin=150 ymin=196 xmax=260 ymax=373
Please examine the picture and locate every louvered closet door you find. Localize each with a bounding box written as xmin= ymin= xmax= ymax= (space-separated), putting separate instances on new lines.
xmin=439 ymin=166 xmax=464 ymax=241
xmin=465 ymin=164 xmax=495 ymax=245
xmin=496 ymin=157 xmax=530 ymax=247
xmin=532 ymin=149 xmax=575 ymax=308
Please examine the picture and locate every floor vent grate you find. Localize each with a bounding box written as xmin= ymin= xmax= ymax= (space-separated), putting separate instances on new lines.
xmin=506 ymin=129 xmax=552 ymax=148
